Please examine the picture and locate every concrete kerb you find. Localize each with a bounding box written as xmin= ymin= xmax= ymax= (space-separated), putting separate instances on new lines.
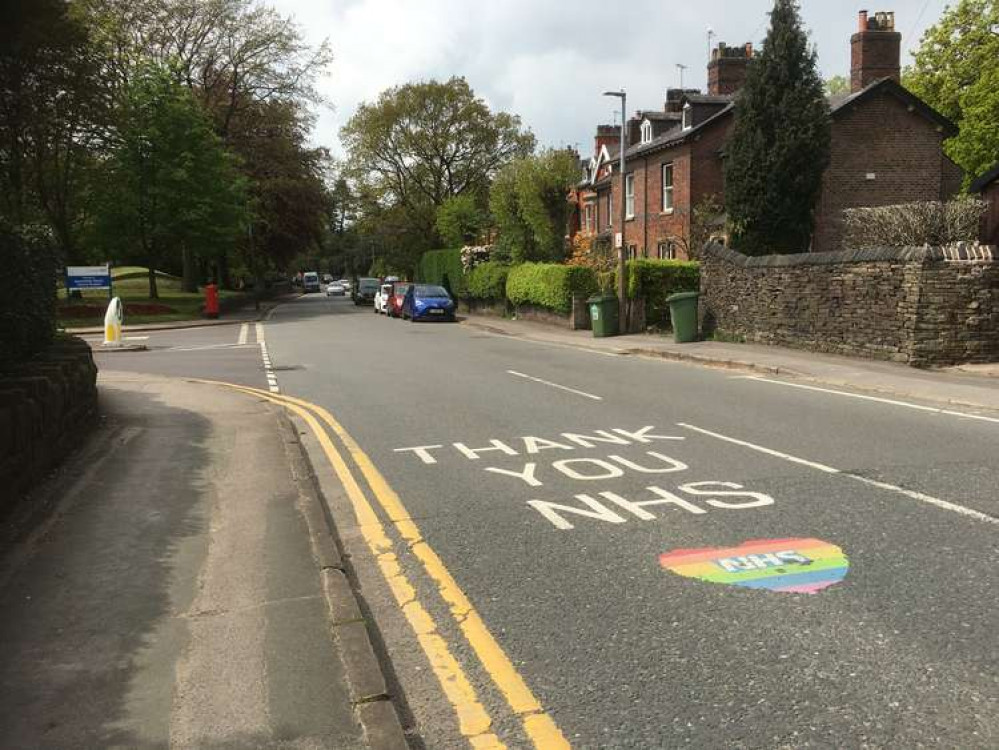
xmin=275 ymin=410 xmax=409 ymax=750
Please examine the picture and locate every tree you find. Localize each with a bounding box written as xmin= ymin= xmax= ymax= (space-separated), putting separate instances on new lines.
xmin=0 ymin=0 xmax=105 ymax=257
xmin=490 ymin=149 xmax=579 ymax=263
xmin=905 ymin=0 xmax=999 ymax=184
xmin=724 ymin=0 xmax=831 ymax=254
xmin=91 ymin=65 xmax=246 ymax=297
xmin=825 ymin=75 xmax=850 ymax=95
xmin=341 ymin=77 xmax=534 ymax=268
xmin=436 ymin=194 xmax=486 ymax=248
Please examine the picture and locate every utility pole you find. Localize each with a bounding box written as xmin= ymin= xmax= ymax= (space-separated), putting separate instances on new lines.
xmin=707 ymin=27 xmax=715 ymax=64
xmin=603 ymin=89 xmax=628 ymax=333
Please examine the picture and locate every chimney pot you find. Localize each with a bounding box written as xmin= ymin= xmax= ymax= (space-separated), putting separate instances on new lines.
xmin=851 ymin=9 xmax=901 ymax=92
xmin=859 ymin=10 xmax=868 ymax=31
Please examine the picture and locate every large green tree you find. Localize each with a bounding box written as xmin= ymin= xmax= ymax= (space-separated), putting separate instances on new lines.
xmin=341 ymin=77 xmax=535 ymax=270
xmin=92 ymin=65 xmax=246 ymax=297
xmin=0 ymin=0 xmax=104 ymax=257
xmin=905 ymin=0 xmax=999 ymax=184
xmin=724 ymin=0 xmax=830 ymax=254
xmin=490 ymin=149 xmax=579 ymax=263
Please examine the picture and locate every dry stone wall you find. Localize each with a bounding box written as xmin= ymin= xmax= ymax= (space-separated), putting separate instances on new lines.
xmin=700 ymin=242 xmax=999 ymax=367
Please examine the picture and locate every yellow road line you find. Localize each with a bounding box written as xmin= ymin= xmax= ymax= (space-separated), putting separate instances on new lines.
xmin=197 ymin=381 xmax=504 ymax=748
xmin=221 ymin=383 xmax=569 ymax=750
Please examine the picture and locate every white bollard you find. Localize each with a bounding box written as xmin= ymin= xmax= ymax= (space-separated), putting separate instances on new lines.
xmin=103 ymin=297 xmax=123 ymax=347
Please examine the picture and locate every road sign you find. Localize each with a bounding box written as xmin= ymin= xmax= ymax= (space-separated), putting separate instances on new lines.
xmin=66 ymin=265 xmax=111 ymax=290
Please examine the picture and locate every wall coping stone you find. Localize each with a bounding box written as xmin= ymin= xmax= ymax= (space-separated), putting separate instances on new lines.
xmin=702 ymin=241 xmax=998 ymax=268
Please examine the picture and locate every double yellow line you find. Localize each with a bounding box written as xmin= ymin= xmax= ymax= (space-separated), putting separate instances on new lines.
xmin=200 ymin=381 xmax=569 ymax=750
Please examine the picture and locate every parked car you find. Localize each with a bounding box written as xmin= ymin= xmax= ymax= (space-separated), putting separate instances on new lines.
xmin=375 ymin=283 xmax=394 ymax=314
xmin=353 ymin=277 xmax=380 ymax=305
xmin=339 ymin=279 xmax=352 ymax=291
xmin=302 ymin=271 xmax=320 ymax=293
xmin=326 ymin=282 xmax=345 ymax=297
xmin=402 ymin=284 xmax=456 ymax=322
xmin=388 ymin=282 xmax=410 ymax=318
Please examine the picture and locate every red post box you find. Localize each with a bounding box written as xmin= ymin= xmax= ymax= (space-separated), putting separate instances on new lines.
xmin=204 ymin=283 xmax=219 ymax=319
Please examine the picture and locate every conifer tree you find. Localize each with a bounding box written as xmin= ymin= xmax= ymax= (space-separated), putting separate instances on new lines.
xmin=724 ymin=0 xmax=830 ymax=254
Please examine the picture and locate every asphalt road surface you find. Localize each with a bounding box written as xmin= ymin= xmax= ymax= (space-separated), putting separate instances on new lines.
xmin=97 ymin=292 xmax=999 ymax=749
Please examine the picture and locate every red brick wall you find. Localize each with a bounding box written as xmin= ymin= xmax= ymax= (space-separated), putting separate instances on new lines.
xmin=813 ymin=90 xmax=951 ymax=252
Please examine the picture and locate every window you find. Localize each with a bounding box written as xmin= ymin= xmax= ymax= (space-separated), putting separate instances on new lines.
xmin=640 ymin=119 xmax=652 ymax=144
xmin=662 ymin=163 xmax=674 ymax=213
xmin=682 ymin=103 xmax=692 ymax=130
xmin=625 ymin=174 xmax=635 ymax=219
xmin=627 ymin=244 xmax=638 ymax=261
xmin=607 ymin=192 xmax=613 ymax=227
xmin=657 ymin=240 xmax=677 ymax=260
xmin=584 ymin=204 xmax=594 ymax=232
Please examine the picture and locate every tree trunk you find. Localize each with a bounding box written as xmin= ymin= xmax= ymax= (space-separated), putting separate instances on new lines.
xmin=148 ymin=266 xmax=159 ymax=299
xmin=218 ymin=253 xmax=232 ymax=289
xmin=181 ymin=244 xmax=199 ymax=293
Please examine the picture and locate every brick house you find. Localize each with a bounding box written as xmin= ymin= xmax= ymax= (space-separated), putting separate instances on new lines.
xmin=571 ymin=9 xmax=961 ymax=258
xmin=971 ymin=163 xmax=999 ymax=246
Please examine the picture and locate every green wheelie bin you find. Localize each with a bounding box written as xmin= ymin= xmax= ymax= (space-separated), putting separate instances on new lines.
xmin=667 ymin=291 xmax=699 ymax=343
xmin=588 ymin=294 xmax=619 ymax=338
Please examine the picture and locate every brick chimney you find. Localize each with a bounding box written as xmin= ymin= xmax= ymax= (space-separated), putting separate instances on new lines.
xmin=594 ymin=125 xmax=620 ymax=156
xmin=707 ymin=42 xmax=753 ymax=95
xmin=851 ymin=10 xmax=901 ymax=92
xmin=665 ymin=88 xmax=700 ymax=113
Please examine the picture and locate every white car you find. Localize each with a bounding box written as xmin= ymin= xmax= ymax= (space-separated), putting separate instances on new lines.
xmin=374 ymin=283 xmax=393 ymax=314
xmin=326 ymin=283 xmax=345 ymax=297
xmin=339 ymin=279 xmax=351 ymax=290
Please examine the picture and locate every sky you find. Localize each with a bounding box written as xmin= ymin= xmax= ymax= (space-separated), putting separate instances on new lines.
xmin=272 ymin=0 xmax=951 ymax=159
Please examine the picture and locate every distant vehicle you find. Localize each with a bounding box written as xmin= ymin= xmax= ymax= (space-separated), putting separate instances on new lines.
xmin=375 ymin=283 xmax=393 ymax=314
xmin=339 ymin=279 xmax=351 ymax=290
xmin=402 ymin=284 xmax=456 ymax=322
xmin=302 ymin=271 xmax=320 ymax=293
xmin=353 ymin=277 xmax=379 ymax=306
xmin=322 ymin=273 xmax=334 ymax=283
xmin=326 ymin=282 xmax=345 ymax=297
xmin=388 ymin=282 xmax=410 ymax=318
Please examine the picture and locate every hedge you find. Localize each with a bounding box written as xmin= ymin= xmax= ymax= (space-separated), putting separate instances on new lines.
xmin=1 ymin=222 xmax=58 ymax=367
xmin=465 ymin=262 xmax=511 ymax=301
xmin=506 ymin=263 xmax=598 ymax=314
xmin=416 ymin=248 xmax=466 ymax=296
xmin=626 ymin=259 xmax=700 ymax=326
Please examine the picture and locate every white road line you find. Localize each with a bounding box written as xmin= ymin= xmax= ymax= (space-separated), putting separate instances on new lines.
xmin=677 ymin=422 xmax=999 ymax=525
xmin=744 ymin=376 xmax=999 ymax=424
xmin=677 ymin=423 xmax=839 ymax=474
xmin=506 ymin=370 xmax=603 ymax=401
xmin=238 ymin=323 xmax=249 ymax=345
xmin=124 ymin=335 xmax=149 ymax=341
xmin=256 ymin=324 xmax=280 ymax=393
xmin=150 ymin=343 xmax=257 ymax=353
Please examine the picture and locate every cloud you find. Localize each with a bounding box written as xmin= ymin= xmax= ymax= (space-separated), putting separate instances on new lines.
xmin=275 ymin=0 xmax=949 ymax=158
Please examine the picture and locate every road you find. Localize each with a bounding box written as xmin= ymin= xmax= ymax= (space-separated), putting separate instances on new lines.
xmin=94 ymin=292 xmax=999 ymax=749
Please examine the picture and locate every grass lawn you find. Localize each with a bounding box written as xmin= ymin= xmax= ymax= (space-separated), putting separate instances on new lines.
xmin=58 ymin=268 xmax=245 ymax=327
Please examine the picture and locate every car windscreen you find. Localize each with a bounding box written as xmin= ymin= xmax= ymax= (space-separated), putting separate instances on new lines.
xmin=303 ymin=273 xmax=318 ymax=282
xmin=415 ymin=285 xmax=449 ymax=298
xmin=358 ymin=279 xmax=379 ymax=291
xmin=394 ymin=284 xmax=410 ymax=295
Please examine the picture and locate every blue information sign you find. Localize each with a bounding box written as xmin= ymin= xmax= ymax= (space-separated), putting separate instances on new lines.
xmin=66 ymin=265 xmax=111 ymax=291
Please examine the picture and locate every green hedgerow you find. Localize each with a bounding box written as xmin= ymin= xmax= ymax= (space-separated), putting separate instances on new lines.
xmin=466 ymin=262 xmax=511 ymax=300
xmin=505 ymin=263 xmax=598 ymax=314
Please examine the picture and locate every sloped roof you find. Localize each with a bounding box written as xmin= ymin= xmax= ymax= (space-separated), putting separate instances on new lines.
xmin=828 ymin=78 xmax=957 ymax=135
xmin=970 ymin=163 xmax=999 ymax=193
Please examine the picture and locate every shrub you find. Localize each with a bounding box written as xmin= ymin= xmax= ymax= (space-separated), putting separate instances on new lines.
xmin=1 ymin=222 xmax=58 ymax=367
xmin=506 ymin=263 xmax=598 ymax=314
xmin=466 ymin=262 xmax=511 ymax=301
xmin=627 ymin=259 xmax=700 ymax=326
xmin=416 ymin=248 xmax=466 ymax=296
xmin=843 ymin=199 xmax=987 ymax=248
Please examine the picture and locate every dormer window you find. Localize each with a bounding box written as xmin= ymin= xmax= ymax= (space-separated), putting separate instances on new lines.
xmin=682 ymin=103 xmax=693 ymax=130
xmin=640 ymin=119 xmax=652 ymax=144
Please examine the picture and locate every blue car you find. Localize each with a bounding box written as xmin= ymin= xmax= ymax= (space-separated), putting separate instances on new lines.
xmin=402 ymin=284 xmax=456 ymax=322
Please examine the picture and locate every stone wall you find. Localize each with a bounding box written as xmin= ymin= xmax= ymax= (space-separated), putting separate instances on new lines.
xmin=700 ymin=242 xmax=999 ymax=367
xmin=0 ymin=336 xmax=99 ymax=511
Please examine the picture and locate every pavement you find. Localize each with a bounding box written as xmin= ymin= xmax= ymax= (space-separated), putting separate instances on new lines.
xmin=460 ymin=313 xmax=999 ymax=413
xmin=21 ymin=291 xmax=999 ymax=749
xmin=0 ymin=371 xmax=405 ymax=749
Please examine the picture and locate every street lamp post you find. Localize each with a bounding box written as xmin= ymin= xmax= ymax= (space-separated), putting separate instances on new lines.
xmin=603 ymin=89 xmax=628 ymax=332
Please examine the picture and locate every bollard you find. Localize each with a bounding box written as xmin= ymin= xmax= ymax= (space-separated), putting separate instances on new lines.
xmin=204 ymin=283 xmax=219 ymax=319
xmin=103 ymin=297 xmax=123 ymax=347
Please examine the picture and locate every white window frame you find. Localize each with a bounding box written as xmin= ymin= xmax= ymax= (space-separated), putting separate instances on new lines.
xmin=607 ymin=192 xmax=613 ymax=227
xmin=662 ymin=162 xmax=674 ymax=213
xmin=640 ymin=119 xmax=652 ymax=144
xmin=584 ymin=204 xmax=594 ymax=232
xmin=625 ymin=174 xmax=635 ymax=219
xmin=658 ymin=240 xmax=677 ymax=260
xmin=627 ymin=244 xmax=639 ymax=261
xmin=682 ymin=103 xmax=693 ymax=130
